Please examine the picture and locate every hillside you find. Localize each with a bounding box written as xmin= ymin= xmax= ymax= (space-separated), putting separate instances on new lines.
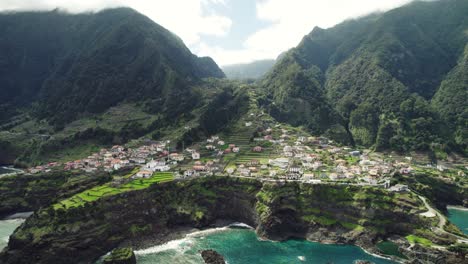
xmin=0 ymin=8 xmax=224 ymax=126
xmin=222 ymin=59 xmax=276 ymax=80
xmin=260 ymin=0 xmax=468 ymax=154
xmin=0 ymin=9 xmax=244 ymax=166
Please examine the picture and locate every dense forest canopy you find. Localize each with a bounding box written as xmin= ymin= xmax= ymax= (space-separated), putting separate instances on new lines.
xmin=0 ymin=8 xmax=224 ymax=127
xmin=260 ymin=0 xmax=468 ymax=154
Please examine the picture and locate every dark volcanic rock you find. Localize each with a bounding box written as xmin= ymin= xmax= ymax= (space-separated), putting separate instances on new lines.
xmin=201 ymin=250 xmax=226 ymax=264
xmin=0 ymin=177 xmax=458 ymax=264
xmin=103 ymin=248 xmax=136 ymax=264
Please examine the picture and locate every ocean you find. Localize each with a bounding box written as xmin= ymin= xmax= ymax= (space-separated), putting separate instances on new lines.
xmin=135 ymin=227 xmax=396 ymax=264
xmin=0 ymin=219 xmax=24 ymax=251
xmin=447 ymin=206 xmax=468 ymax=235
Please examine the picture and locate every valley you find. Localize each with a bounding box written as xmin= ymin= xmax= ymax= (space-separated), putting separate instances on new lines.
xmin=0 ymin=0 xmax=467 ymax=263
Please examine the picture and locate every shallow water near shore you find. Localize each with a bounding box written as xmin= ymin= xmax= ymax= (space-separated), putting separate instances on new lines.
xmin=135 ymin=228 xmax=396 ymax=264
xmin=0 ymin=219 xmax=24 ymax=251
xmin=447 ymin=207 xmax=468 ymax=235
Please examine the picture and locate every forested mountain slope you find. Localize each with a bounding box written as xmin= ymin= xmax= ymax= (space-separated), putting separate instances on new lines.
xmin=0 ymin=8 xmax=247 ymax=166
xmin=260 ymin=0 xmax=468 ymax=153
xmin=0 ymin=8 xmax=224 ymax=127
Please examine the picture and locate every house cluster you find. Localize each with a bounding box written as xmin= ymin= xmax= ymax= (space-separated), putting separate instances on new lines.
xmin=27 ymin=162 xmax=61 ymax=174
xmin=183 ymin=159 xmax=222 ymax=178
xmin=214 ymin=123 xmax=421 ymax=186
xmin=26 ymin=110 xmax=465 ymax=190
xmin=28 ymin=141 xmax=171 ymax=175
xmin=205 ymin=135 xmax=240 ymax=155
xmin=134 ymin=159 xmax=171 ymax=179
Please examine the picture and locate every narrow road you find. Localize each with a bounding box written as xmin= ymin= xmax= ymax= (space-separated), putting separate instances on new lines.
xmin=416 ymin=194 xmax=468 ymax=244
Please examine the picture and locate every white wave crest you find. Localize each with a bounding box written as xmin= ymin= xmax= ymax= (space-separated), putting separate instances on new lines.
xmin=135 ymin=237 xmax=194 ymax=255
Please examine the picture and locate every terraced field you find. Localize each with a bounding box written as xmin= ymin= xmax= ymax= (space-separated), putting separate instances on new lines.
xmin=54 ymin=171 xmax=174 ymax=210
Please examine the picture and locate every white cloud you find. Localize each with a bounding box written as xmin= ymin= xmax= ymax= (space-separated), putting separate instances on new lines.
xmin=0 ymin=0 xmax=423 ymax=65
xmin=243 ymin=0 xmax=416 ymax=64
xmin=196 ymin=0 xmax=417 ymax=65
xmin=0 ymin=0 xmax=232 ymax=46
xmin=194 ymin=42 xmax=274 ymax=66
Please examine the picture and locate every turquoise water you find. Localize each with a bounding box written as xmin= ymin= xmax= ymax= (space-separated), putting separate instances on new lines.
xmin=0 ymin=219 xmax=24 ymax=251
xmin=447 ymin=207 xmax=468 ymax=235
xmin=136 ymin=228 xmax=396 ymax=264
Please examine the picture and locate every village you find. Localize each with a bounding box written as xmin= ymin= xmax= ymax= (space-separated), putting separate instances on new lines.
xmin=24 ymin=109 xmax=467 ymax=194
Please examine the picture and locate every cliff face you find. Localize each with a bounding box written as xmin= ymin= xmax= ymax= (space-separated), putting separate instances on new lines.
xmin=0 ymin=177 xmax=435 ymax=263
xmin=0 ymin=171 xmax=112 ymax=218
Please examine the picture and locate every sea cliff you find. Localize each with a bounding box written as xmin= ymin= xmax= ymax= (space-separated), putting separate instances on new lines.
xmin=0 ymin=177 xmax=462 ymax=263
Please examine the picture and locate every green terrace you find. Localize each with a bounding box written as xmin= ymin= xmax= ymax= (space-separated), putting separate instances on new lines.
xmin=53 ymin=171 xmax=174 ymax=210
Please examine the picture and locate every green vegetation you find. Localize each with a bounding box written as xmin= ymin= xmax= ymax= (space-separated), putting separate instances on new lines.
xmin=406 ymin=235 xmax=433 ymax=247
xmin=259 ymin=0 xmax=468 ymax=153
xmin=376 ymin=241 xmax=407 ymax=259
xmin=54 ymin=171 xmax=174 ymax=209
xmin=447 ymin=243 xmax=468 ymax=259
xmin=0 ymin=170 xmax=111 ymax=216
xmin=103 ymin=247 xmax=136 ymax=264
xmin=340 ymin=222 xmax=364 ymax=231
xmin=394 ymin=172 xmax=467 ymax=210
xmin=0 ymin=8 xmax=238 ymax=166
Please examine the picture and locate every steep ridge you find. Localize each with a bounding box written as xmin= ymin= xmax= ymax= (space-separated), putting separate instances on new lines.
xmin=0 ymin=8 xmax=224 ymax=126
xmin=261 ymin=0 xmax=468 ymax=153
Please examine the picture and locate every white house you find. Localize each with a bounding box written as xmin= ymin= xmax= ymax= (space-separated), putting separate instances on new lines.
xmin=154 ymin=165 xmax=170 ymax=172
xmin=192 ymin=152 xmax=201 ymax=160
xmin=269 ymin=158 xmax=289 ymax=169
xmin=184 ymin=170 xmax=196 ymax=177
xmin=169 ymin=153 xmax=184 ymax=161
xmin=389 ymin=184 xmax=409 ymax=192
xmin=136 ymin=170 xmax=153 ymax=178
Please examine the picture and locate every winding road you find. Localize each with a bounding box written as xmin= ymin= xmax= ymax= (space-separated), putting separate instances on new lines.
xmin=416 ymin=194 xmax=468 ymax=244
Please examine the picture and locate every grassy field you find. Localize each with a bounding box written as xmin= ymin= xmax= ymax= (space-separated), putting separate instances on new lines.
xmin=54 ymin=170 xmax=174 ymax=210
xmin=406 ymin=235 xmax=433 ymax=247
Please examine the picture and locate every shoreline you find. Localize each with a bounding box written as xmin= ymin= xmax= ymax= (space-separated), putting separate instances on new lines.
xmin=447 ymin=205 xmax=468 ymax=211
xmin=120 ymin=221 xmax=401 ymax=263
xmin=2 ymin=212 xmax=34 ymax=220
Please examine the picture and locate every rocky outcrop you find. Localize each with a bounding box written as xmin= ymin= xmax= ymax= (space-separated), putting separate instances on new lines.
xmin=0 ymin=177 xmax=451 ymax=264
xmin=103 ymin=248 xmax=136 ymax=264
xmin=401 ymin=244 xmax=464 ymax=264
xmin=200 ymin=250 xmax=226 ymax=264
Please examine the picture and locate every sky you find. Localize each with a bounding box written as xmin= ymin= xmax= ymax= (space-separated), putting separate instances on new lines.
xmin=0 ymin=0 xmax=418 ymax=66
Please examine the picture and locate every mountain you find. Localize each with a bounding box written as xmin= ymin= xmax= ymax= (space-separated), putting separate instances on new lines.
xmin=0 ymin=8 xmax=224 ymax=127
xmin=222 ymin=59 xmax=275 ymax=80
xmin=260 ymin=0 xmax=468 ymax=153
xmin=0 ymin=8 xmax=247 ymax=165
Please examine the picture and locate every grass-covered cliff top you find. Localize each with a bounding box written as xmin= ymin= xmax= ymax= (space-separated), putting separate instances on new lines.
xmin=2 ymin=176 xmax=446 ymax=264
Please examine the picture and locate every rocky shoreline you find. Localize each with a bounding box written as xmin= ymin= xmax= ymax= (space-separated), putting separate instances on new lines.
xmin=117 ymin=220 xmax=402 ymax=263
xmin=0 ymin=177 xmax=465 ymax=264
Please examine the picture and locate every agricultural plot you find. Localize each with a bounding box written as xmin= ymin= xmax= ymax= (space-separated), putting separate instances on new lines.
xmin=54 ymin=172 xmax=174 ymax=210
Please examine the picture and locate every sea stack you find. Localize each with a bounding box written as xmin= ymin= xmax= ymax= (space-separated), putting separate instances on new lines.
xmin=201 ymin=249 xmax=226 ymax=264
